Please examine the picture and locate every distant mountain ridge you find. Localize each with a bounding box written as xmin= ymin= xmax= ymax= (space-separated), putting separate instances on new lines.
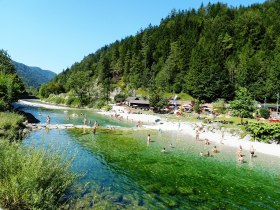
xmin=13 ymin=61 xmax=56 ymax=88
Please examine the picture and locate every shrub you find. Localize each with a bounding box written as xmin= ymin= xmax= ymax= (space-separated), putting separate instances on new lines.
xmin=96 ymin=100 xmax=106 ymax=109
xmin=54 ymin=96 xmax=66 ymax=104
xmin=0 ymin=142 xmax=77 ymax=209
xmin=259 ymin=108 xmax=270 ymax=119
xmin=0 ymin=99 xmax=9 ymax=111
xmin=0 ymin=112 xmax=24 ymax=142
xmin=66 ymin=96 xmax=76 ymax=105
xmin=103 ymin=105 xmax=113 ymax=111
xmin=212 ymin=99 xmax=227 ymax=114
xmin=193 ymin=101 xmax=201 ymax=113
xmin=70 ymin=98 xmax=81 ymax=107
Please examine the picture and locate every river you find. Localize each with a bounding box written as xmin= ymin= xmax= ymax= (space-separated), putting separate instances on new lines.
xmin=17 ymin=102 xmax=280 ymax=209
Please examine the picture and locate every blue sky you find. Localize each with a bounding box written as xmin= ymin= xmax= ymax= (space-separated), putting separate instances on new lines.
xmin=0 ymin=0 xmax=266 ymax=74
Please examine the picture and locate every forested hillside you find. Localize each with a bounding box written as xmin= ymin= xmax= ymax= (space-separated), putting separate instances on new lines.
xmin=0 ymin=51 xmax=25 ymax=110
xmin=13 ymin=61 xmax=56 ymax=88
xmin=41 ymin=0 xmax=280 ymax=106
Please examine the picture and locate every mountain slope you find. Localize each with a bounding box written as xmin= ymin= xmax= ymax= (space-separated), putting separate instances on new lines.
xmin=13 ymin=61 xmax=56 ymax=88
xmin=42 ymin=1 xmax=280 ymax=103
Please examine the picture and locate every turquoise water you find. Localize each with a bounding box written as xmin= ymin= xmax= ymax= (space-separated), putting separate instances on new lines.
xmin=19 ymin=103 xmax=280 ymax=209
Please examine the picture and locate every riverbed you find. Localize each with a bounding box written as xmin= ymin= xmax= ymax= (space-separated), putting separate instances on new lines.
xmin=18 ymin=103 xmax=280 ymax=209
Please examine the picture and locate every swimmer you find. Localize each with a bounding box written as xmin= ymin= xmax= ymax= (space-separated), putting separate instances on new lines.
xmin=249 ymin=145 xmax=255 ymax=158
xmin=212 ymin=146 xmax=219 ymax=153
xmin=239 ymin=145 xmax=243 ymax=152
xmin=205 ymin=151 xmax=212 ymax=157
xmin=147 ymin=134 xmax=151 ymax=146
xmin=92 ymin=125 xmax=97 ymax=135
xmin=238 ymin=155 xmax=244 ymax=163
xmin=94 ymin=120 xmax=98 ymax=127
xmin=205 ymin=138 xmax=210 ymax=145
xmin=195 ymin=129 xmax=199 ymax=141
xmin=161 ymin=147 xmax=166 ymax=153
xmin=236 ymin=149 xmax=242 ymax=158
xmin=147 ymin=134 xmax=151 ymax=143
xmin=46 ymin=116 xmax=51 ymax=125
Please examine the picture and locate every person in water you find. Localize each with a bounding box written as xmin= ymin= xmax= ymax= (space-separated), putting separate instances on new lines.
xmin=161 ymin=147 xmax=166 ymax=153
xmin=46 ymin=116 xmax=51 ymax=125
xmin=195 ymin=129 xmax=200 ymax=141
xmin=94 ymin=120 xmax=98 ymax=127
xmin=147 ymin=134 xmax=151 ymax=145
xmin=92 ymin=124 xmax=97 ymax=135
xmin=239 ymin=145 xmax=243 ymax=152
xmin=83 ymin=117 xmax=87 ymax=126
xmin=238 ymin=154 xmax=244 ymax=163
xmin=249 ymin=145 xmax=255 ymax=158
xmin=212 ymin=146 xmax=219 ymax=153
xmin=205 ymin=151 xmax=212 ymax=157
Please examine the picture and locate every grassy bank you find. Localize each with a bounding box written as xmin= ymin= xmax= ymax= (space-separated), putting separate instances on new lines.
xmin=0 ymin=112 xmax=78 ymax=209
xmin=0 ymin=112 xmax=25 ymax=142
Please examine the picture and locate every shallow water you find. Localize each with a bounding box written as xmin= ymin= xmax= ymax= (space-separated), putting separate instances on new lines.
xmin=19 ymin=103 xmax=280 ymax=209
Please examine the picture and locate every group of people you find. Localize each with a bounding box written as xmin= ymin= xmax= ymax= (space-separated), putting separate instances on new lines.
xmin=83 ymin=116 xmax=99 ymax=135
xmin=147 ymin=134 xmax=167 ymax=153
xmin=196 ymin=126 xmax=257 ymax=163
xmin=236 ymin=145 xmax=256 ymax=163
xmin=200 ymin=143 xmax=220 ymax=157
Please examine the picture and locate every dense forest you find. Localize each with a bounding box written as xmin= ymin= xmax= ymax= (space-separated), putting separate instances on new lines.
xmin=0 ymin=50 xmax=25 ymax=111
xmin=41 ymin=0 xmax=280 ymax=107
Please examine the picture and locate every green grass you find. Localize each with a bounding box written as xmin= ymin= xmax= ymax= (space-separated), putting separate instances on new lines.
xmin=0 ymin=112 xmax=24 ymax=142
xmin=70 ymin=128 xmax=280 ymax=209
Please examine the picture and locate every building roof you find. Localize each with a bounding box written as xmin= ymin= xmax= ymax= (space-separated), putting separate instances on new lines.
xmin=126 ymin=97 xmax=139 ymax=101
xmin=129 ymin=100 xmax=150 ymax=105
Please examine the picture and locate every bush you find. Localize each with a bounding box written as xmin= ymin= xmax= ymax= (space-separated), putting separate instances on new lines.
xmin=0 ymin=100 xmax=9 ymax=111
xmin=246 ymin=122 xmax=280 ymax=143
xmin=0 ymin=142 xmax=77 ymax=209
xmin=66 ymin=96 xmax=76 ymax=105
xmin=96 ymin=100 xmax=106 ymax=109
xmin=193 ymin=101 xmax=201 ymax=113
xmin=0 ymin=112 xmax=24 ymax=142
xmin=103 ymin=105 xmax=113 ymax=111
xmin=259 ymin=108 xmax=270 ymax=119
xmin=54 ymin=96 xmax=66 ymax=104
xmin=70 ymin=98 xmax=81 ymax=107
xmin=212 ymin=99 xmax=227 ymax=114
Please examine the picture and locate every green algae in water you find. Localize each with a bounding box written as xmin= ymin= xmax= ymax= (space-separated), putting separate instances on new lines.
xmin=70 ymin=128 xmax=280 ymax=209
